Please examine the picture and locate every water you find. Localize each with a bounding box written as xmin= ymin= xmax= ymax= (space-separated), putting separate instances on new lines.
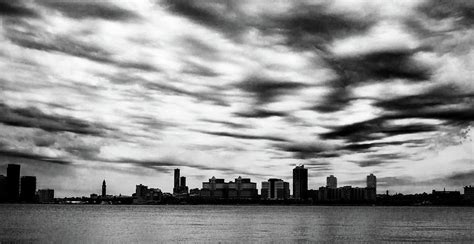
xmin=0 ymin=204 xmax=473 ymax=243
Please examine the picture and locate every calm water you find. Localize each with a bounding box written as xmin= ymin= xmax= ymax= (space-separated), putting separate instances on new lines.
xmin=0 ymin=204 xmax=473 ymax=243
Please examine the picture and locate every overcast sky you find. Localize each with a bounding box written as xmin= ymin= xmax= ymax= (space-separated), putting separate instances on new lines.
xmin=0 ymin=0 xmax=473 ymax=197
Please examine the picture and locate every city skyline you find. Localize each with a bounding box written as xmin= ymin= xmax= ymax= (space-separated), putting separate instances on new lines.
xmin=0 ymin=0 xmax=473 ymax=197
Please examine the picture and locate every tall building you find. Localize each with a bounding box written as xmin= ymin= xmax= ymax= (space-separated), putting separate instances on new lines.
xmin=102 ymin=180 xmax=106 ymax=198
xmin=326 ymin=175 xmax=337 ymax=189
xmin=262 ymin=179 xmax=290 ymax=200
xmin=367 ymin=174 xmax=376 ymax=189
xmin=180 ymin=176 xmax=186 ymax=188
xmin=7 ymin=164 xmax=20 ymax=202
xmin=37 ymin=189 xmax=54 ymax=203
xmin=20 ymin=176 xmax=36 ymax=203
xmin=0 ymin=175 xmax=6 ymax=202
xmin=135 ymin=184 xmax=148 ymax=203
xmin=293 ymin=165 xmax=308 ymax=200
xmin=201 ymin=176 xmax=227 ymax=198
xmin=173 ymin=168 xmax=180 ymax=194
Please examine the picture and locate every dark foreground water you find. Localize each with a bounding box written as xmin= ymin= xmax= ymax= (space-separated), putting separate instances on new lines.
xmin=0 ymin=205 xmax=473 ymax=243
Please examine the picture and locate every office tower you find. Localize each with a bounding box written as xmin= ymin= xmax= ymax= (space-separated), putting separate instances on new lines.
xmin=326 ymin=175 xmax=337 ymax=189
xmin=464 ymin=186 xmax=474 ymax=201
xmin=262 ymin=179 xmax=290 ymax=200
xmin=180 ymin=176 xmax=186 ymax=188
xmin=293 ymin=165 xmax=308 ymax=200
xmin=201 ymin=176 xmax=227 ymax=198
xmin=102 ymin=180 xmax=106 ymax=197
xmin=37 ymin=189 xmax=54 ymax=203
xmin=7 ymin=164 xmax=20 ymax=202
xmin=173 ymin=168 xmax=180 ymax=194
xmin=135 ymin=184 xmax=148 ymax=203
xmin=0 ymin=175 xmax=6 ymax=202
xmin=20 ymin=176 xmax=36 ymax=203
xmin=367 ymin=174 xmax=376 ymax=189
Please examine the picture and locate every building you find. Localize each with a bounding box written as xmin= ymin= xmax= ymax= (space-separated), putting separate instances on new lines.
xmin=134 ymin=184 xmax=162 ymax=203
xmin=201 ymin=177 xmax=228 ymax=198
xmin=228 ymin=176 xmax=258 ymax=199
xmin=0 ymin=175 xmax=6 ymax=202
xmin=262 ymin=178 xmax=290 ymax=200
xmin=102 ymin=180 xmax=106 ymax=198
xmin=366 ymin=174 xmax=376 ymax=201
xmin=464 ymin=186 xmax=474 ymax=201
xmin=7 ymin=164 xmax=20 ymax=202
xmin=37 ymin=189 xmax=54 ymax=203
xmin=20 ymin=176 xmax=36 ymax=203
xmin=173 ymin=169 xmax=188 ymax=195
xmin=326 ymin=175 xmax=337 ymax=189
xmin=293 ymin=165 xmax=308 ymax=200
xmin=173 ymin=168 xmax=180 ymax=194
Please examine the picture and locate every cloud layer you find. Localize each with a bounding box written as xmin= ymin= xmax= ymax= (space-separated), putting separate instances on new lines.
xmin=0 ymin=0 xmax=473 ymax=196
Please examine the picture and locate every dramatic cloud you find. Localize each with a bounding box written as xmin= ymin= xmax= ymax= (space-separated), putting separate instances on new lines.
xmin=0 ymin=0 xmax=472 ymax=196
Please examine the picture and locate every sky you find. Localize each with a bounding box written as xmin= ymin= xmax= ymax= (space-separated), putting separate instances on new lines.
xmin=0 ymin=0 xmax=473 ymax=197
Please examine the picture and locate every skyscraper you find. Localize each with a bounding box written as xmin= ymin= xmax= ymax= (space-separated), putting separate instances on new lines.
xmin=173 ymin=168 xmax=180 ymax=194
xmin=326 ymin=175 xmax=337 ymax=189
xmin=367 ymin=174 xmax=376 ymax=189
xmin=102 ymin=180 xmax=106 ymax=197
xmin=261 ymin=179 xmax=290 ymax=200
xmin=20 ymin=176 xmax=36 ymax=203
xmin=7 ymin=164 xmax=20 ymax=202
xmin=293 ymin=165 xmax=308 ymax=200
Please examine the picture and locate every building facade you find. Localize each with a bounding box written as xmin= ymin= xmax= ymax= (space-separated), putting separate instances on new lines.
xmin=20 ymin=176 xmax=36 ymax=203
xmin=0 ymin=175 xmax=6 ymax=202
xmin=293 ymin=165 xmax=308 ymax=200
xmin=201 ymin=176 xmax=257 ymax=199
xmin=326 ymin=175 xmax=337 ymax=189
xmin=102 ymin=180 xmax=106 ymax=198
xmin=262 ymin=178 xmax=290 ymax=200
xmin=37 ymin=189 xmax=54 ymax=203
xmin=7 ymin=164 xmax=20 ymax=202
xmin=464 ymin=186 xmax=474 ymax=201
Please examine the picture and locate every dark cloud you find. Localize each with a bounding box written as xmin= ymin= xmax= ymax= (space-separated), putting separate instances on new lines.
xmin=0 ymin=148 xmax=72 ymax=165
xmin=269 ymin=4 xmax=375 ymax=50
xmin=321 ymin=117 xmax=438 ymax=142
xmin=344 ymin=140 xmax=427 ymax=153
xmin=0 ymin=0 xmax=38 ymax=18
xmin=197 ymin=130 xmax=288 ymax=142
xmin=375 ymin=85 xmax=474 ymax=124
xmin=39 ymin=0 xmax=140 ymax=21
xmin=162 ymin=0 xmax=243 ymax=37
xmin=237 ymin=76 xmax=306 ymax=105
xmin=275 ymin=142 xmax=335 ymax=159
xmin=417 ymin=0 xmax=474 ymax=29
xmin=234 ymin=109 xmax=287 ymax=119
xmin=312 ymin=49 xmax=431 ymax=113
xmin=0 ymin=103 xmax=109 ymax=136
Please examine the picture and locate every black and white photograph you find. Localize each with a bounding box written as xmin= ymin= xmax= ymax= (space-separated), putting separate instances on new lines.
xmin=0 ymin=0 xmax=473 ymax=242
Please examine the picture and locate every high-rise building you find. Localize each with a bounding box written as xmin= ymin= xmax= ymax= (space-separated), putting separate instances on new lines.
xmin=262 ymin=179 xmax=290 ymax=200
xmin=367 ymin=174 xmax=376 ymax=189
xmin=0 ymin=175 xmax=6 ymax=202
xmin=102 ymin=180 xmax=106 ymax=198
xmin=180 ymin=176 xmax=186 ymax=188
xmin=201 ymin=176 xmax=227 ymax=198
xmin=326 ymin=175 xmax=337 ymax=189
xmin=7 ymin=164 xmax=20 ymax=202
xmin=37 ymin=189 xmax=54 ymax=203
xmin=464 ymin=186 xmax=474 ymax=201
xmin=293 ymin=165 xmax=308 ymax=200
xmin=173 ymin=168 xmax=180 ymax=194
xmin=20 ymin=176 xmax=36 ymax=203
xmin=135 ymin=184 xmax=148 ymax=203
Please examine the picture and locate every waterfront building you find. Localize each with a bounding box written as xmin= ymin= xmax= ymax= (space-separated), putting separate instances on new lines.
xmin=326 ymin=175 xmax=337 ymax=189
xmin=7 ymin=164 xmax=20 ymax=202
xmin=135 ymin=184 xmax=148 ymax=203
xmin=20 ymin=176 xmax=36 ymax=203
xmin=202 ymin=177 xmax=227 ymax=198
xmin=228 ymin=176 xmax=258 ymax=199
xmin=366 ymin=174 xmax=376 ymax=201
xmin=464 ymin=186 xmax=474 ymax=201
xmin=37 ymin=189 xmax=54 ymax=203
xmin=173 ymin=168 xmax=180 ymax=194
xmin=102 ymin=180 xmax=106 ymax=198
xmin=261 ymin=178 xmax=290 ymax=200
xmin=0 ymin=175 xmax=6 ymax=202
xmin=293 ymin=165 xmax=308 ymax=200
